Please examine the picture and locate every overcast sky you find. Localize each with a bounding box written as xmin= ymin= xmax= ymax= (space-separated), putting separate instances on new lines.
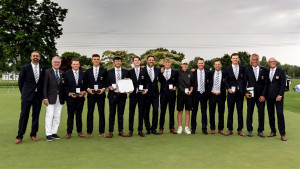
xmin=53 ymin=0 xmax=300 ymax=65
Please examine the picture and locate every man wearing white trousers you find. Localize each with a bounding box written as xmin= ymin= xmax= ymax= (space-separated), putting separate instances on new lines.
xmin=43 ymin=56 xmax=65 ymax=141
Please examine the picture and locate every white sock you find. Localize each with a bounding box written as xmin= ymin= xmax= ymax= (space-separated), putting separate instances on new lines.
xmin=178 ymin=126 xmax=182 ymax=129
xmin=185 ymin=126 xmax=189 ymax=129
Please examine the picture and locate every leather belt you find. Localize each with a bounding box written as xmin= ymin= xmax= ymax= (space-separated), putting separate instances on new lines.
xmin=211 ymin=92 xmax=221 ymax=96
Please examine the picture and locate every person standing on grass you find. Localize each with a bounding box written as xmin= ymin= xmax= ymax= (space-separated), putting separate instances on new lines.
xmin=176 ymin=59 xmax=193 ymax=134
xmin=158 ymin=58 xmax=178 ymax=135
xmin=64 ymin=58 xmax=86 ymax=139
xmin=266 ymin=57 xmax=287 ymax=141
xmin=15 ymin=51 xmax=45 ymax=144
xmin=85 ymin=54 xmax=108 ymax=138
xmin=43 ymin=56 xmax=65 ymax=142
xmin=244 ymin=54 xmax=268 ymax=138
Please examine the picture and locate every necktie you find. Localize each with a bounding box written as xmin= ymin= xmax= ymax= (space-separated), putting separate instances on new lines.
xmin=165 ymin=70 xmax=169 ymax=80
xmin=234 ymin=66 xmax=239 ymax=80
xmin=117 ymin=69 xmax=121 ymax=82
xmin=55 ymin=70 xmax=60 ymax=84
xmin=94 ymin=68 xmax=98 ymax=81
xmin=34 ymin=65 xmax=38 ymax=83
xmin=136 ymin=68 xmax=139 ymax=80
xmin=75 ymin=71 xmax=78 ymax=85
xmin=270 ymin=69 xmax=274 ymax=82
xmin=149 ymin=68 xmax=153 ymax=82
xmin=254 ymin=67 xmax=258 ymax=81
xmin=199 ymin=71 xmax=204 ymax=94
xmin=215 ymin=71 xmax=220 ymax=91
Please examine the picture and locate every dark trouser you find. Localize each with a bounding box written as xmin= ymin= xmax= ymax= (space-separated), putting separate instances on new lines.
xmin=16 ymin=94 xmax=42 ymax=139
xmin=66 ymin=97 xmax=85 ymax=134
xmin=159 ymin=94 xmax=176 ymax=130
xmin=246 ymin=97 xmax=265 ymax=132
xmin=227 ymin=91 xmax=244 ymax=131
xmin=129 ymin=94 xmax=144 ymax=132
xmin=267 ymin=98 xmax=286 ymax=135
xmin=144 ymin=94 xmax=159 ymax=131
xmin=87 ymin=95 xmax=105 ymax=134
xmin=191 ymin=92 xmax=208 ymax=131
xmin=209 ymin=94 xmax=225 ymax=130
xmin=108 ymin=96 xmax=126 ymax=132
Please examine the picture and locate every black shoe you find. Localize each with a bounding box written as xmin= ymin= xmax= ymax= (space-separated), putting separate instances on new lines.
xmin=151 ymin=130 xmax=158 ymax=135
xmin=202 ymin=130 xmax=208 ymax=135
xmin=52 ymin=134 xmax=60 ymax=139
xmin=146 ymin=130 xmax=151 ymax=135
xmin=257 ymin=132 xmax=265 ymax=138
xmin=248 ymin=131 xmax=253 ymax=137
xmin=46 ymin=135 xmax=52 ymax=142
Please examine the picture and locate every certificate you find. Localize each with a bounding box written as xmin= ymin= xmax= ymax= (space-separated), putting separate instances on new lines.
xmin=117 ymin=78 xmax=134 ymax=93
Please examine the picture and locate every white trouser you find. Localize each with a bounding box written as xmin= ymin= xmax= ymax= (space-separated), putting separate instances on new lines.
xmin=45 ymin=95 xmax=63 ymax=136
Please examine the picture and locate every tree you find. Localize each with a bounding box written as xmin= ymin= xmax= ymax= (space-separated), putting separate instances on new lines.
xmin=140 ymin=48 xmax=184 ymax=69
xmin=260 ymin=56 xmax=269 ymax=68
xmin=0 ymin=0 xmax=68 ymax=71
xmin=101 ymin=50 xmax=135 ymax=70
xmin=61 ymin=51 xmax=92 ymax=71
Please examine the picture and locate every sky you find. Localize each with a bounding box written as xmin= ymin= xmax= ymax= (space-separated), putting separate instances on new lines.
xmin=53 ymin=0 xmax=300 ymax=65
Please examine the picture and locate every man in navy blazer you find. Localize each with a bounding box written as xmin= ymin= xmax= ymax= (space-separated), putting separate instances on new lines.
xmin=85 ymin=54 xmax=108 ymax=138
xmin=64 ymin=58 xmax=86 ymax=139
xmin=127 ymin=56 xmax=149 ymax=137
xmin=224 ymin=53 xmax=246 ymax=136
xmin=158 ymin=58 xmax=178 ymax=135
xmin=106 ymin=57 xmax=130 ymax=138
xmin=266 ymin=57 xmax=287 ymax=141
xmin=191 ymin=58 xmax=211 ymax=134
xmin=208 ymin=60 xmax=226 ymax=135
xmin=144 ymin=55 xmax=160 ymax=135
xmin=244 ymin=54 xmax=268 ymax=137
xmin=15 ymin=51 xmax=45 ymax=144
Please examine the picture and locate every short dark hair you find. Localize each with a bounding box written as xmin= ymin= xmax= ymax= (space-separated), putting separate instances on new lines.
xmin=147 ymin=55 xmax=155 ymax=60
xmin=113 ymin=57 xmax=122 ymax=61
xmin=197 ymin=58 xmax=204 ymax=62
xmin=71 ymin=58 xmax=80 ymax=64
xmin=92 ymin=54 xmax=100 ymax=58
xmin=231 ymin=53 xmax=239 ymax=58
xmin=214 ymin=60 xmax=222 ymax=64
xmin=132 ymin=56 xmax=141 ymax=62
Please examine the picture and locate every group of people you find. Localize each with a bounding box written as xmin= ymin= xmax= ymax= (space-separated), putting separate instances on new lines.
xmin=14 ymin=51 xmax=287 ymax=144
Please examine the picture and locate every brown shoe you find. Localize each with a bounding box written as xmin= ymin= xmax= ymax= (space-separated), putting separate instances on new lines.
xmin=78 ymin=132 xmax=85 ymax=138
xmin=99 ymin=133 xmax=107 ymax=138
xmin=281 ymin=135 xmax=287 ymax=141
xmin=107 ymin=132 xmax=113 ymax=138
xmin=191 ymin=130 xmax=196 ymax=134
xmin=86 ymin=133 xmax=92 ymax=138
xmin=202 ymin=130 xmax=208 ymax=135
xmin=138 ymin=131 xmax=145 ymax=137
xmin=66 ymin=133 xmax=71 ymax=139
xmin=267 ymin=132 xmax=277 ymax=137
xmin=170 ymin=129 xmax=177 ymax=134
xmin=211 ymin=130 xmax=215 ymax=134
xmin=118 ymin=131 xmax=127 ymax=137
xmin=15 ymin=138 xmax=22 ymax=144
xmin=237 ymin=131 xmax=245 ymax=136
xmin=219 ymin=130 xmax=225 ymax=135
xmin=30 ymin=136 xmax=39 ymax=142
xmin=158 ymin=129 xmax=163 ymax=135
xmin=225 ymin=130 xmax=233 ymax=136
xmin=127 ymin=131 xmax=133 ymax=137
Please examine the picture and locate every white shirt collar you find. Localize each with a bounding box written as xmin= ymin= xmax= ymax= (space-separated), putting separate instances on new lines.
xmin=72 ymin=69 xmax=79 ymax=73
xmin=147 ymin=66 xmax=153 ymax=70
xmin=232 ymin=64 xmax=239 ymax=68
xmin=31 ymin=62 xmax=39 ymax=67
xmin=93 ymin=66 xmax=100 ymax=69
xmin=115 ymin=67 xmax=121 ymax=71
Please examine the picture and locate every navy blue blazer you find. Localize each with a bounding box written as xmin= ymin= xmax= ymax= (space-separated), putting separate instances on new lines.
xmin=145 ymin=67 xmax=160 ymax=98
xmin=209 ymin=70 xmax=226 ymax=101
xmin=267 ymin=68 xmax=286 ymax=99
xmin=85 ymin=67 xmax=108 ymax=98
xmin=159 ymin=68 xmax=178 ymax=97
xmin=128 ymin=67 xmax=149 ymax=98
xmin=106 ymin=68 xmax=129 ymax=100
xmin=192 ymin=69 xmax=211 ymax=97
xmin=64 ymin=70 xmax=86 ymax=96
xmin=225 ymin=65 xmax=245 ymax=95
xmin=43 ymin=68 xmax=65 ymax=104
xmin=18 ymin=63 xmax=45 ymax=101
xmin=244 ymin=66 xmax=268 ymax=98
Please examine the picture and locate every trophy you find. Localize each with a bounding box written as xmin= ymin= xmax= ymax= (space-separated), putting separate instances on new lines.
xmin=185 ymin=88 xmax=189 ymax=94
xmin=247 ymin=87 xmax=254 ymax=97
xmin=231 ymin=86 xmax=236 ymax=93
xmin=169 ymin=84 xmax=174 ymax=90
xmin=92 ymin=85 xmax=100 ymax=94
xmin=74 ymin=88 xmax=81 ymax=97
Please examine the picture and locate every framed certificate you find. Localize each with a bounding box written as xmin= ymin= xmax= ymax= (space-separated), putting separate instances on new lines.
xmin=117 ymin=78 xmax=134 ymax=93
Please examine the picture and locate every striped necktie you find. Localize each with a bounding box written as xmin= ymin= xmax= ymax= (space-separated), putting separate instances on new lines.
xmin=34 ymin=65 xmax=38 ymax=83
xmin=55 ymin=70 xmax=60 ymax=84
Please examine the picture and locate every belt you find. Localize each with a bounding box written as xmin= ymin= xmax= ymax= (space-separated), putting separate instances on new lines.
xmin=211 ymin=92 xmax=221 ymax=96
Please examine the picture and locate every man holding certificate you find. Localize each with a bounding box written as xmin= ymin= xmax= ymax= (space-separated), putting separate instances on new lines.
xmin=127 ymin=56 xmax=149 ymax=137
xmin=85 ymin=54 xmax=108 ymax=138
xmin=106 ymin=57 xmax=130 ymax=138
xmin=244 ymin=54 xmax=268 ymax=137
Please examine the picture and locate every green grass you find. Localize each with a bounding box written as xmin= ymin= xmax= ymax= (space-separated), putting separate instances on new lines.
xmin=1 ymin=80 xmax=300 ymax=169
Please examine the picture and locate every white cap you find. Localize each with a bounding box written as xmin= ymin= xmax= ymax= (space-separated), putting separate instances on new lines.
xmin=181 ymin=59 xmax=188 ymax=64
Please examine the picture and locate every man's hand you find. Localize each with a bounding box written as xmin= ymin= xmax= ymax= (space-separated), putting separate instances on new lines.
xmin=259 ymin=96 xmax=265 ymax=102
xmin=187 ymin=90 xmax=192 ymax=95
xmin=70 ymin=93 xmax=77 ymax=98
xmin=109 ymin=86 xmax=115 ymax=91
xmin=99 ymin=88 xmax=105 ymax=94
xmin=191 ymin=69 xmax=196 ymax=72
xmin=170 ymin=86 xmax=177 ymax=91
xmin=142 ymin=89 xmax=148 ymax=95
xmin=276 ymin=96 xmax=282 ymax=102
xmin=228 ymin=89 xmax=233 ymax=94
xmin=44 ymin=99 xmax=49 ymax=106
xmin=245 ymin=93 xmax=251 ymax=99
xmin=79 ymin=91 xmax=86 ymax=97
xmin=88 ymin=89 xmax=94 ymax=94
xmin=161 ymin=67 xmax=165 ymax=73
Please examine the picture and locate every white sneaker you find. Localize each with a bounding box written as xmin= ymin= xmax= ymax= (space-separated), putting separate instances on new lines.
xmin=185 ymin=127 xmax=191 ymax=134
xmin=177 ymin=126 xmax=183 ymax=134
